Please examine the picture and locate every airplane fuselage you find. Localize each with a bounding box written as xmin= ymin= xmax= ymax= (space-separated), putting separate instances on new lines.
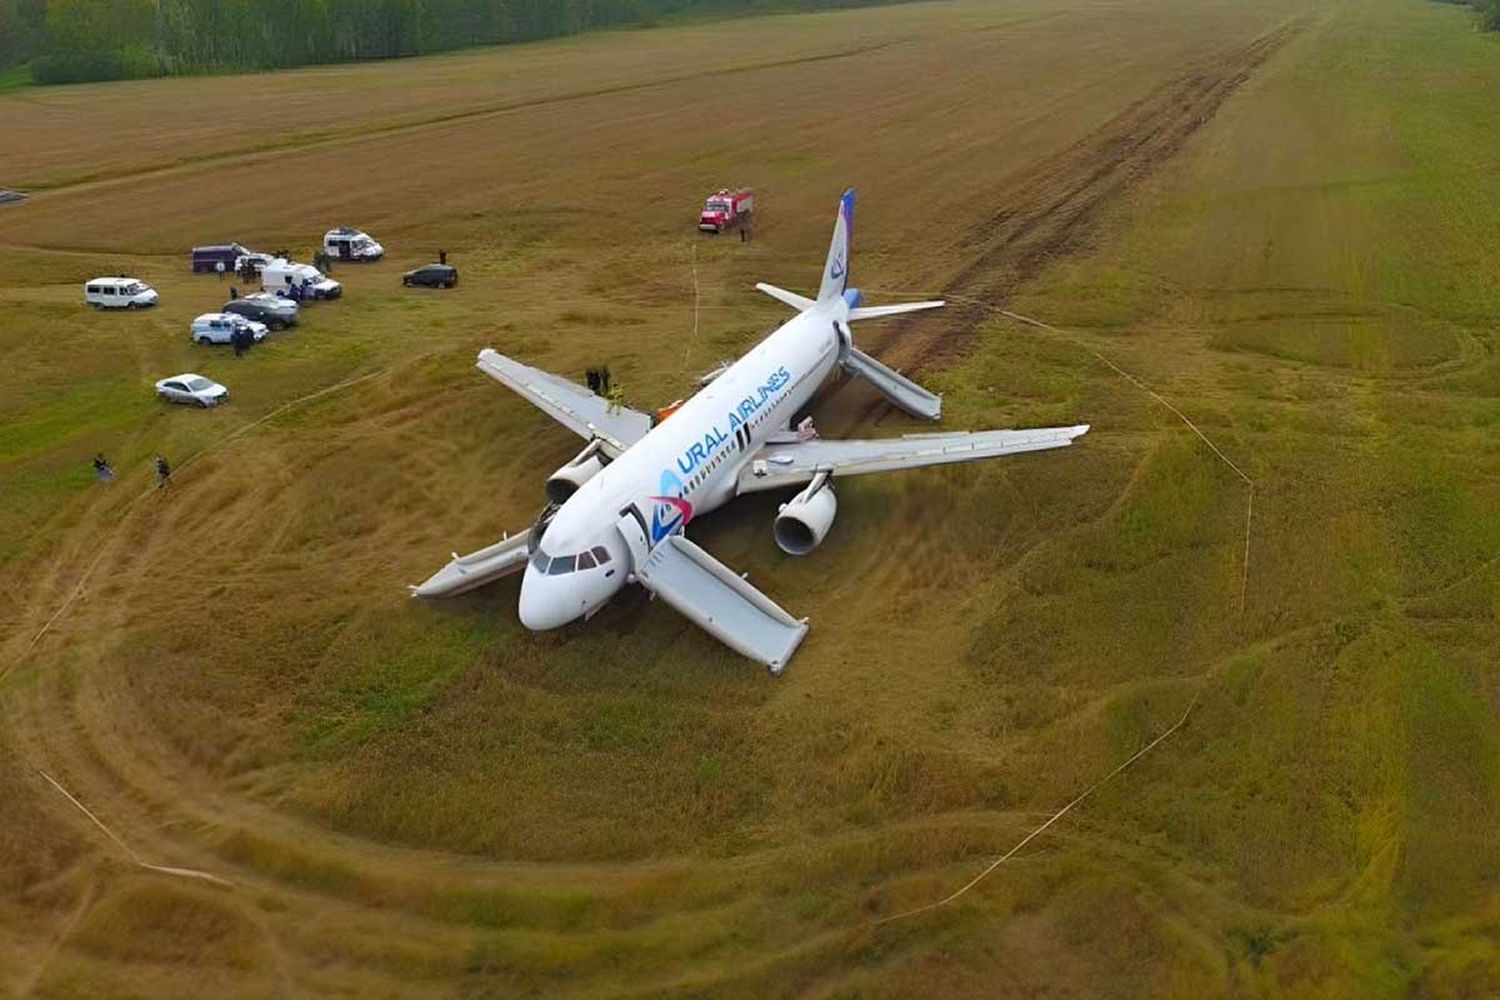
xmin=518 ymin=295 xmax=848 ymax=629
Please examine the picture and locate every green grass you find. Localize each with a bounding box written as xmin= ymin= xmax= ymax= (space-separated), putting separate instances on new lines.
xmin=3 ymin=0 xmax=1500 ymax=995
xmin=0 ymin=64 xmax=32 ymax=94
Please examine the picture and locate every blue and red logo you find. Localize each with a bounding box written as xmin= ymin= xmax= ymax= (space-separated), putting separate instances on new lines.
xmin=648 ymin=470 xmax=693 ymax=544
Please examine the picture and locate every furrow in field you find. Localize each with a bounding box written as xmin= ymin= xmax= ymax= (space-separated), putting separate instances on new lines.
xmin=822 ymin=19 xmax=1304 ymax=434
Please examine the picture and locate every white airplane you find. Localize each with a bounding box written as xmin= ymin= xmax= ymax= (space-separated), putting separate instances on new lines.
xmin=414 ymin=190 xmax=1088 ymax=674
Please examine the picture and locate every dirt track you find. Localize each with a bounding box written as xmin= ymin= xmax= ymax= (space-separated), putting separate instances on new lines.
xmin=821 ymin=20 xmax=1305 ymax=435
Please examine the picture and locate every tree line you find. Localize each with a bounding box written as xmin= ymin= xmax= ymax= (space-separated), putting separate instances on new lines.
xmin=0 ymin=0 xmax=875 ymax=84
xmin=1435 ymin=0 xmax=1500 ymax=30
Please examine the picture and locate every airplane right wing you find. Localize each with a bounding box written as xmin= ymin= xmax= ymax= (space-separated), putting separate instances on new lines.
xmin=411 ymin=530 xmax=531 ymax=598
xmin=736 ymin=425 xmax=1090 ymax=493
xmin=476 ymin=349 xmax=653 ymax=456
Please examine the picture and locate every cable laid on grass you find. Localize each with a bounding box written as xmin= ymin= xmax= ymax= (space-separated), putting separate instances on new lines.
xmin=874 ymin=684 xmax=1202 ymax=925
xmin=38 ymin=770 xmax=233 ymax=888
xmin=17 ymin=365 xmax=397 ymax=662
xmin=863 ymin=289 xmax=1258 ymax=615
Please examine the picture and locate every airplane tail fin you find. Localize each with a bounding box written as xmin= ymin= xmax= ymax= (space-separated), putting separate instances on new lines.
xmin=817 ymin=188 xmax=856 ymax=303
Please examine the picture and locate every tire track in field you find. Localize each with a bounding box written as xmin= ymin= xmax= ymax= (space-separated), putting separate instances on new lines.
xmin=820 ymin=18 xmax=1304 ymax=435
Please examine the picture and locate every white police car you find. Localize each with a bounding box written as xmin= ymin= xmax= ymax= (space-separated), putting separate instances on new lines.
xmin=191 ymin=312 xmax=268 ymax=345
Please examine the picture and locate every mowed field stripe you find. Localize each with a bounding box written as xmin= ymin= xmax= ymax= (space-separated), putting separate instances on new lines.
xmin=13 ymin=41 xmax=901 ymax=200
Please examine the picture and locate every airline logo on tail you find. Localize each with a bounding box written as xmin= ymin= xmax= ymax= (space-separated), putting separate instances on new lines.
xmin=818 ymin=188 xmax=856 ymax=301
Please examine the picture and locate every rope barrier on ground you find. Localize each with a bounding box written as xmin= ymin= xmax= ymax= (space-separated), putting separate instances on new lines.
xmin=873 ymin=684 xmax=1202 ymax=925
xmin=38 ymin=770 xmax=234 ymax=888
xmin=16 ymin=365 xmax=396 ymax=662
xmin=864 ymin=288 xmax=1258 ymax=616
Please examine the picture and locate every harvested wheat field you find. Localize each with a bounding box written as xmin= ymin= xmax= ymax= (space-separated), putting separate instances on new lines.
xmin=3 ymin=0 xmax=1499 ymax=994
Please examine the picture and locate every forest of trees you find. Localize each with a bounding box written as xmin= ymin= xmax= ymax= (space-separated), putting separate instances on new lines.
xmin=1437 ymin=0 xmax=1500 ymax=30
xmin=0 ymin=0 xmax=872 ymax=84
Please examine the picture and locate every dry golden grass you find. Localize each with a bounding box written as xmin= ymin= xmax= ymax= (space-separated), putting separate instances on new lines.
xmin=2 ymin=0 xmax=1498 ymax=994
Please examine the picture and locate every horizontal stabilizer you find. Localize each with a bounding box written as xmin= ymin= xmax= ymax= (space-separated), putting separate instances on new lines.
xmin=635 ymin=534 xmax=807 ymax=674
xmin=755 ymin=282 xmax=816 ymax=313
xmin=840 ymin=345 xmax=943 ymax=420
xmin=848 ymin=300 xmax=945 ymax=321
xmin=411 ymin=531 xmax=531 ymax=598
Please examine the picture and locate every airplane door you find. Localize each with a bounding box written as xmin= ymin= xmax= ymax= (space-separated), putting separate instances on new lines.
xmin=615 ymin=506 xmax=651 ymax=575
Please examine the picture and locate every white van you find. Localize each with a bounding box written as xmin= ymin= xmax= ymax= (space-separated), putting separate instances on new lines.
xmin=323 ymin=226 xmax=383 ymax=261
xmin=261 ymin=259 xmax=342 ymax=300
xmin=85 ymin=277 xmax=158 ymax=309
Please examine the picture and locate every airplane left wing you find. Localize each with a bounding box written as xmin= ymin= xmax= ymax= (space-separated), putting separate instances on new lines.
xmin=736 ymin=425 xmax=1090 ymax=493
xmin=476 ymin=348 xmax=652 ymax=456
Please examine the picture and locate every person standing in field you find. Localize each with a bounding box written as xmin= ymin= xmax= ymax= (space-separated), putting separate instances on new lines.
xmin=92 ymin=453 xmax=114 ymax=484
xmin=155 ymin=454 xmax=172 ymax=490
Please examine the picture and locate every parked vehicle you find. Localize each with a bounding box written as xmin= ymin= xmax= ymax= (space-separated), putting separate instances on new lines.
xmin=192 ymin=243 xmax=253 ymax=273
xmin=233 ymin=251 xmax=276 ymax=275
xmin=191 ymin=312 xmax=268 ymax=345
xmin=699 ymin=188 xmax=753 ymax=233
xmin=223 ymin=292 xmax=298 ymax=329
xmin=262 ymin=259 xmax=341 ymax=300
xmin=323 ymin=226 xmax=383 ymax=261
xmin=84 ymin=277 xmax=158 ymax=309
xmin=156 ymin=373 xmax=228 ymax=407
xmin=403 ymin=263 xmax=458 ymax=288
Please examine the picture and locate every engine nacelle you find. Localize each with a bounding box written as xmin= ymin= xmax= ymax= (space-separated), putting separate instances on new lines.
xmin=774 ymin=481 xmax=837 ymax=555
xmin=546 ymin=443 xmax=607 ymax=504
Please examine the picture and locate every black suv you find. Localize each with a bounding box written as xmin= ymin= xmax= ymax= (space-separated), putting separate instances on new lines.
xmin=403 ymin=264 xmax=458 ymax=289
xmin=223 ymin=296 xmax=297 ymax=330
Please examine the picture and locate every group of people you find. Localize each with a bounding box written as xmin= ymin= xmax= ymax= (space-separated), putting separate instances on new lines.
xmin=92 ymin=453 xmax=172 ymax=489
xmin=585 ymin=366 xmax=626 ymax=413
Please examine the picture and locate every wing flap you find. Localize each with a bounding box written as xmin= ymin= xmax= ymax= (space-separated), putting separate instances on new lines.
xmin=476 ymin=349 xmax=652 ymax=455
xmin=738 ymin=425 xmax=1090 ymax=492
xmin=635 ymin=534 xmax=807 ymax=674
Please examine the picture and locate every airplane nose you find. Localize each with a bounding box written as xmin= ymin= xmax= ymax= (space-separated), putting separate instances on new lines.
xmin=518 ymin=568 xmax=575 ymax=631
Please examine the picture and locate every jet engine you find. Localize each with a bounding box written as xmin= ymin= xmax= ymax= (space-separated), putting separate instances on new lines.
xmin=774 ymin=476 xmax=837 ymax=555
xmin=546 ymin=441 xmax=607 ymax=504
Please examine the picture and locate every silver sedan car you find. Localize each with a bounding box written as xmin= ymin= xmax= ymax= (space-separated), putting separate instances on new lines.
xmin=155 ymin=373 xmax=228 ymax=407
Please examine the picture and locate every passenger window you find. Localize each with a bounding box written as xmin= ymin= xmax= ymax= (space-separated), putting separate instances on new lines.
xmin=578 ymin=551 xmax=596 ymax=569
xmin=591 ymin=546 xmax=611 ymax=564
xmin=548 ymin=555 xmax=576 ymax=575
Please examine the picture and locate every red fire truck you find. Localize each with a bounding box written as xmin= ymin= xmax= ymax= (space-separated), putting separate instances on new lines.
xmin=699 ymin=188 xmax=754 ymax=234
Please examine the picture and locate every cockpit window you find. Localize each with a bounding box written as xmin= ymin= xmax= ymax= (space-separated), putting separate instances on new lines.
xmin=548 ymin=554 xmax=576 ymax=575
xmin=591 ymin=546 xmax=611 ymax=564
xmin=530 ymin=550 xmax=550 ymax=573
xmin=577 ymin=551 xmax=596 ymax=569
